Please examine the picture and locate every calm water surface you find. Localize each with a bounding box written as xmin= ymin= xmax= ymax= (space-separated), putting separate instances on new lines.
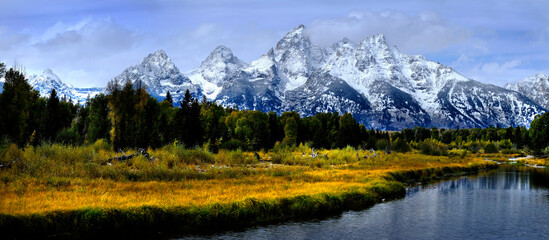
xmin=177 ymin=166 xmax=549 ymax=240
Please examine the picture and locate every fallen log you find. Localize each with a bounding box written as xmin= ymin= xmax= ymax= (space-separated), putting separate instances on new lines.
xmin=106 ymin=148 xmax=153 ymax=163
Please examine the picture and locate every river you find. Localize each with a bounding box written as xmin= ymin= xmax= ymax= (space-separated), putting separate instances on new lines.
xmin=176 ymin=166 xmax=549 ymax=240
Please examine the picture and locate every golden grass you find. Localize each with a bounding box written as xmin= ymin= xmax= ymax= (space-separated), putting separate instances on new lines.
xmin=0 ymin=145 xmax=492 ymax=216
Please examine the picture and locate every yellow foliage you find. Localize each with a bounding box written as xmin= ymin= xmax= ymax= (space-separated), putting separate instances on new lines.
xmin=0 ymin=145 xmax=492 ymax=215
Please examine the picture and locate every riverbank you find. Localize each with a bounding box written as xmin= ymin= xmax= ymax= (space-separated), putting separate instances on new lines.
xmin=0 ymin=145 xmax=497 ymax=238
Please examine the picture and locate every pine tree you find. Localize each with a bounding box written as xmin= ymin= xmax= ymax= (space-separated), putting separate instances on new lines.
xmin=164 ymin=90 xmax=173 ymax=105
xmin=0 ymin=68 xmax=38 ymax=145
xmin=283 ymin=117 xmax=298 ymax=147
xmin=337 ymin=113 xmax=360 ymax=147
xmin=0 ymin=62 xmax=5 ymax=78
xmin=44 ymin=89 xmax=61 ymax=141
xmin=529 ymin=112 xmax=549 ymax=152
xmin=267 ymin=111 xmax=281 ymax=148
xmin=173 ymin=89 xmax=203 ymax=148
xmin=87 ymin=94 xmax=111 ymax=143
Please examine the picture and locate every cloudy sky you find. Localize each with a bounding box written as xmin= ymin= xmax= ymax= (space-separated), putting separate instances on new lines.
xmin=1 ymin=0 xmax=548 ymax=87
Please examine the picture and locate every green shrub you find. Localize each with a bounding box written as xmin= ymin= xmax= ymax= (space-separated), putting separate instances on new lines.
xmin=92 ymin=139 xmax=110 ymax=152
xmin=220 ymin=139 xmax=246 ymax=151
xmin=483 ymin=142 xmax=499 ymax=153
xmin=55 ymin=127 xmax=82 ymax=146
xmin=448 ymin=149 xmax=467 ymax=157
xmin=391 ymin=137 xmax=411 ymax=153
xmin=498 ymin=139 xmax=512 ymax=150
xmin=3 ymin=143 xmax=22 ymax=162
xmin=375 ymin=139 xmax=389 ymax=151
xmin=419 ymin=139 xmax=447 ymax=156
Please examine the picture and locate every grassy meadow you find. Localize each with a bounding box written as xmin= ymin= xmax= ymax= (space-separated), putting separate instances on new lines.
xmin=0 ymin=141 xmax=498 ymax=237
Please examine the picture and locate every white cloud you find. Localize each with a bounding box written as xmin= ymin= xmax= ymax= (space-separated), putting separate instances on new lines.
xmin=34 ymin=17 xmax=142 ymax=56
xmin=463 ymin=60 xmax=533 ymax=86
xmin=304 ymin=10 xmax=471 ymax=53
xmin=0 ymin=27 xmax=30 ymax=51
xmin=0 ymin=17 xmax=150 ymax=87
xmin=165 ymin=23 xmax=280 ymax=73
xmin=480 ymin=60 xmax=521 ymax=75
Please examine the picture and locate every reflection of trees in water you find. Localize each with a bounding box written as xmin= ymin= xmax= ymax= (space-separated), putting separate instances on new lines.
xmin=432 ymin=166 xmax=549 ymax=192
xmin=529 ymin=167 xmax=549 ymax=189
xmin=405 ymin=166 xmax=549 ymax=196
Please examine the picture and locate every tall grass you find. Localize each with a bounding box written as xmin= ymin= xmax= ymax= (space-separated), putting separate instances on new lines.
xmin=0 ymin=142 xmax=499 ymax=238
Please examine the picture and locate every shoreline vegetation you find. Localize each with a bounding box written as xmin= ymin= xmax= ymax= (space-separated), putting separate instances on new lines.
xmin=0 ymin=143 xmax=499 ymax=238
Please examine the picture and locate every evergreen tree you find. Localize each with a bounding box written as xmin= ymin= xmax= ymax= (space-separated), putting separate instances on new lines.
xmin=173 ymin=90 xmax=203 ymax=148
xmin=392 ymin=137 xmax=411 ymax=152
xmin=107 ymin=79 xmax=138 ymax=150
xmin=164 ymin=90 xmax=173 ymax=105
xmin=283 ymin=116 xmax=298 ymax=146
xmin=0 ymin=68 xmax=38 ymax=145
xmin=28 ymin=96 xmax=46 ymax=146
xmin=87 ymin=94 xmax=111 ymax=143
xmin=201 ymin=101 xmax=228 ymax=152
xmin=158 ymin=100 xmax=176 ymax=145
xmin=0 ymin=62 xmax=5 ymax=78
xmin=74 ymin=103 xmax=89 ymax=144
xmin=529 ymin=112 xmax=549 ymax=152
xmin=337 ymin=113 xmax=360 ymax=147
xmin=267 ymin=111 xmax=282 ymax=148
xmin=44 ymin=89 xmax=61 ymax=141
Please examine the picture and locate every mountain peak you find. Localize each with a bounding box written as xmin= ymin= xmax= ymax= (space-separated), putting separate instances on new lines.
xmin=43 ymin=68 xmax=55 ymax=75
xmin=276 ymin=24 xmax=308 ymax=50
xmin=152 ymin=49 xmax=168 ymax=58
xmin=204 ymin=45 xmax=236 ymax=64
xmin=283 ymin=24 xmax=305 ymax=39
xmin=534 ymin=72 xmax=548 ymax=79
xmin=294 ymin=24 xmax=305 ymax=32
xmin=504 ymin=72 xmax=549 ymax=109
xmin=212 ymin=45 xmax=231 ymax=53
xmin=198 ymin=45 xmax=246 ymax=71
xmin=112 ymin=50 xmax=198 ymax=96
xmin=363 ymin=34 xmax=388 ymax=46
xmin=39 ymin=68 xmax=62 ymax=84
xmin=188 ymin=45 xmax=246 ymax=99
xmin=142 ymin=50 xmax=171 ymax=65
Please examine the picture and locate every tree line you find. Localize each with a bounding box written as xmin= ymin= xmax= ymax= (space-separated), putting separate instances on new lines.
xmin=1 ymin=65 xmax=548 ymax=153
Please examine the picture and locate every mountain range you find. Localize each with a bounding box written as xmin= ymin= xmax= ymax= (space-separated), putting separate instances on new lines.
xmin=19 ymin=24 xmax=547 ymax=130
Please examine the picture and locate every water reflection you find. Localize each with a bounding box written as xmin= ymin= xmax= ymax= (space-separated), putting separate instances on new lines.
xmin=177 ymin=167 xmax=549 ymax=240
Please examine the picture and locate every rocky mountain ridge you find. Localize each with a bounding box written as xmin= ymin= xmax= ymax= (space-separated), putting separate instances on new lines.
xmin=24 ymin=25 xmax=547 ymax=129
xmin=505 ymin=73 xmax=549 ymax=109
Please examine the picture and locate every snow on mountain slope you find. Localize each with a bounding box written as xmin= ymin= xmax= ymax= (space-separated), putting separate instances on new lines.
xmin=111 ymin=50 xmax=201 ymax=102
xmin=24 ymin=24 xmax=547 ymax=129
xmin=437 ymin=80 xmax=544 ymax=128
xmin=27 ymin=69 xmax=102 ymax=104
xmin=505 ymin=73 xmax=549 ymax=109
xmin=272 ymin=24 xmax=316 ymax=91
xmin=187 ymin=45 xmax=247 ymax=99
xmin=283 ymin=72 xmax=372 ymax=125
xmin=210 ymin=24 xmax=545 ymax=129
xmin=28 ymin=69 xmax=74 ymax=97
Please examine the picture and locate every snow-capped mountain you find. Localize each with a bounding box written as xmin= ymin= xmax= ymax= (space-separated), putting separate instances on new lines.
xmin=206 ymin=25 xmax=545 ymax=129
xmin=505 ymin=73 xmax=549 ymax=109
xmin=187 ymin=45 xmax=247 ymax=99
xmin=111 ymin=50 xmax=202 ymax=102
xmin=27 ymin=69 xmax=102 ymax=104
xmin=24 ymin=24 xmax=546 ymax=129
